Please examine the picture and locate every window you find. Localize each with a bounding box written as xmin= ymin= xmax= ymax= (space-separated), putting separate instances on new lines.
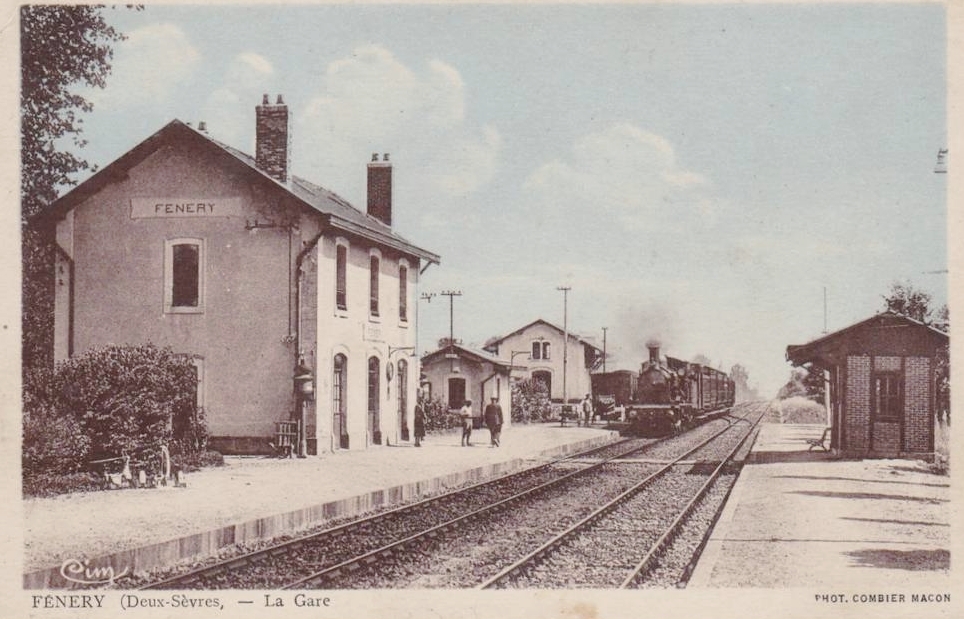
xmin=369 ymin=254 xmax=380 ymax=317
xmin=397 ymin=359 xmax=408 ymax=435
xmin=165 ymin=239 xmax=203 ymax=313
xmin=335 ymin=244 xmax=347 ymax=311
xmin=399 ymin=264 xmax=408 ymax=322
xmin=531 ymin=340 xmax=550 ymax=360
xmin=333 ymin=354 xmax=348 ymax=447
xmin=873 ymin=372 xmax=902 ymax=420
xmin=368 ymin=356 xmax=381 ymax=443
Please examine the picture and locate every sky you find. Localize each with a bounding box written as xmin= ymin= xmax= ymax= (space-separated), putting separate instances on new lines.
xmin=38 ymin=2 xmax=950 ymax=396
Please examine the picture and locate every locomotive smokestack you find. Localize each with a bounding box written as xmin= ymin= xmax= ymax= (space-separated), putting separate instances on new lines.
xmin=647 ymin=340 xmax=661 ymax=363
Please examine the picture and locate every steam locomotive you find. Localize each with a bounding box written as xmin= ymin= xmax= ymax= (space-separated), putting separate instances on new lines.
xmin=593 ymin=344 xmax=735 ymax=436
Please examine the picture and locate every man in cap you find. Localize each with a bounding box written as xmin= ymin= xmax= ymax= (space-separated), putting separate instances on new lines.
xmin=484 ymin=396 xmax=504 ymax=447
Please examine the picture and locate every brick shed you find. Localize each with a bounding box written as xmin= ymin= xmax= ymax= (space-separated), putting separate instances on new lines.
xmin=786 ymin=311 xmax=948 ymax=459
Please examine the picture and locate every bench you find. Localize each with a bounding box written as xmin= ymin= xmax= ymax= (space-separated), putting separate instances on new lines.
xmin=807 ymin=427 xmax=831 ymax=452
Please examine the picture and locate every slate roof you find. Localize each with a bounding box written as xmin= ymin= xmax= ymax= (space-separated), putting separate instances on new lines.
xmin=421 ymin=343 xmax=517 ymax=370
xmin=36 ymin=119 xmax=440 ymax=265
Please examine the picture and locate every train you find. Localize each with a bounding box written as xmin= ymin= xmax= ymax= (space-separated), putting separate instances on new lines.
xmin=592 ymin=344 xmax=735 ymax=436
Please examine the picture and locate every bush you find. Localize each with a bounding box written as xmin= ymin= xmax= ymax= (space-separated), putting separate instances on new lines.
xmin=23 ymin=344 xmax=208 ymax=481
xmin=22 ymin=405 xmax=90 ymax=475
xmin=777 ymin=396 xmax=827 ymax=424
xmin=511 ymin=378 xmax=552 ymax=423
xmin=23 ymin=471 xmax=103 ymax=498
xmin=421 ymin=394 xmax=460 ymax=432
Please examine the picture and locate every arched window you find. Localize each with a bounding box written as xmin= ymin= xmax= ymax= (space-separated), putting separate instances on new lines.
xmin=398 ymin=263 xmax=408 ymax=322
xmin=335 ymin=244 xmax=348 ymax=311
xmin=368 ymin=356 xmax=381 ymax=444
xmin=333 ymin=354 xmax=348 ymax=448
xmin=397 ymin=359 xmax=408 ymax=439
xmin=369 ymin=253 xmax=380 ymax=317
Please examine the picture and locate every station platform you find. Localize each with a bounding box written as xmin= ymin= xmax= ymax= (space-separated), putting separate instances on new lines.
xmin=23 ymin=423 xmax=619 ymax=588
xmin=689 ymin=423 xmax=952 ymax=590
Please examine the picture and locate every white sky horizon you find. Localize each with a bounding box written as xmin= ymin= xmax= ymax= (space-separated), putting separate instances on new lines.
xmin=27 ymin=3 xmax=952 ymax=395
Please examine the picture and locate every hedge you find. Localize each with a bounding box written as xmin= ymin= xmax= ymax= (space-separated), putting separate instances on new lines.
xmin=23 ymin=344 xmax=210 ymax=480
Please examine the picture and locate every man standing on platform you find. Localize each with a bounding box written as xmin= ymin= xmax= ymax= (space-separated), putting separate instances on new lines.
xmin=460 ymin=400 xmax=474 ymax=446
xmin=484 ymin=397 xmax=504 ymax=447
xmin=581 ymin=393 xmax=593 ymax=427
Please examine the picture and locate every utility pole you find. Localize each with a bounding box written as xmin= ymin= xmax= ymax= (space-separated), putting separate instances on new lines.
xmin=823 ymin=287 xmax=828 ymax=334
xmin=557 ymin=286 xmax=571 ymax=411
xmin=416 ymin=292 xmax=435 ymax=357
xmin=439 ymin=290 xmax=462 ymax=355
xmin=602 ymin=327 xmax=607 ymax=373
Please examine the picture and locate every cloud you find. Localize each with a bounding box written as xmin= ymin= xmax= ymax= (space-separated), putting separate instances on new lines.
xmin=91 ymin=24 xmax=200 ymax=108
xmin=523 ymin=124 xmax=709 ymax=227
xmin=506 ymin=124 xmax=723 ymax=278
xmin=199 ymin=53 xmax=276 ymax=147
xmin=295 ymin=45 xmax=502 ymax=206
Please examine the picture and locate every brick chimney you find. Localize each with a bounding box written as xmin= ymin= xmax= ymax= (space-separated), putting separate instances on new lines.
xmin=367 ymin=153 xmax=392 ymax=226
xmin=255 ymin=94 xmax=290 ymax=183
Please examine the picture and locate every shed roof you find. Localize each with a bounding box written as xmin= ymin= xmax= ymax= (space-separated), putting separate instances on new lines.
xmin=35 ymin=119 xmax=440 ymax=265
xmin=421 ymin=343 xmax=517 ymax=371
xmin=786 ymin=311 xmax=948 ymax=368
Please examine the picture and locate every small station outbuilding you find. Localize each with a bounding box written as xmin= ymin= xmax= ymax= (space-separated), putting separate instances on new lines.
xmin=786 ymin=311 xmax=948 ymax=459
xmin=420 ymin=343 xmax=515 ymax=427
xmin=484 ymin=319 xmax=603 ymax=405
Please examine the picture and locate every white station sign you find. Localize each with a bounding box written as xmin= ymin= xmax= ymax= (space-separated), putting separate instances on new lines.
xmin=130 ymin=197 xmax=242 ymax=219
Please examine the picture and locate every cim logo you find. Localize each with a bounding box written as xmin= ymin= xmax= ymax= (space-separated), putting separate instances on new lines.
xmin=60 ymin=558 xmax=129 ymax=586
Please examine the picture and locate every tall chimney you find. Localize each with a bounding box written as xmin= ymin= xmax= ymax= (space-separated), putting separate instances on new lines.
xmin=255 ymin=94 xmax=290 ymax=183
xmin=367 ymin=153 xmax=392 ymax=226
xmin=647 ymin=341 xmax=661 ymax=363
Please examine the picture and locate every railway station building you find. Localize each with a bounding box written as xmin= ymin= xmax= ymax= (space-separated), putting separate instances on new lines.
xmin=420 ymin=343 xmax=516 ymax=427
xmin=786 ymin=311 xmax=948 ymax=459
xmin=484 ymin=319 xmax=604 ymax=404
xmin=37 ymin=95 xmax=440 ymax=455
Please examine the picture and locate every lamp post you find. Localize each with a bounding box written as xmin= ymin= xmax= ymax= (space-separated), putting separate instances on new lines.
xmin=292 ymin=362 xmax=314 ymax=458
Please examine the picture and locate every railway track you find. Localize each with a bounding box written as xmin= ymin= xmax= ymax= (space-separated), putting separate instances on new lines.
xmin=479 ymin=401 xmax=768 ymax=588
xmin=284 ymin=402 xmax=766 ymax=589
xmin=134 ymin=402 xmax=766 ymax=590
xmin=134 ymin=434 xmax=661 ymax=589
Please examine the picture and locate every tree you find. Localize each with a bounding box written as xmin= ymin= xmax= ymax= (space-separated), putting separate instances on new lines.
xmin=777 ymin=365 xmax=825 ymax=403
xmin=882 ymin=280 xmax=935 ymax=323
xmin=20 ymin=5 xmax=131 ymax=375
xmin=729 ymin=363 xmax=758 ymax=403
xmin=511 ymin=378 xmax=552 ymax=423
xmin=881 ymin=280 xmax=950 ymax=422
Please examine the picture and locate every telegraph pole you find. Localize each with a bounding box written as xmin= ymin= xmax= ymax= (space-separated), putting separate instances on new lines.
xmin=602 ymin=327 xmax=607 ymax=373
xmin=440 ymin=290 xmax=462 ymax=353
xmin=416 ymin=292 xmax=435 ymax=356
xmin=557 ymin=286 xmax=571 ymax=410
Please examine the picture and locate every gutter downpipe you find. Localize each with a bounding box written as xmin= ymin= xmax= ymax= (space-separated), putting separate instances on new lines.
xmin=294 ymin=223 xmax=327 ymax=456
